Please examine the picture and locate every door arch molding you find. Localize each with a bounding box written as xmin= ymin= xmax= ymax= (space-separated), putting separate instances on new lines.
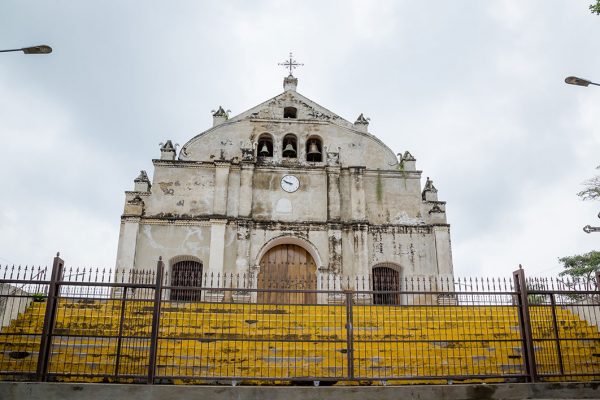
xmin=253 ymin=235 xmax=323 ymax=272
xmin=371 ymin=263 xmax=402 ymax=305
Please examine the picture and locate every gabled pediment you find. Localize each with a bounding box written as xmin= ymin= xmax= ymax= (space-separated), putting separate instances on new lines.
xmin=227 ymin=91 xmax=354 ymax=129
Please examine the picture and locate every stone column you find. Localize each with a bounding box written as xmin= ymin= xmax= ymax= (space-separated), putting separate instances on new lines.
xmin=349 ymin=166 xmax=366 ymax=221
xmin=238 ymin=162 xmax=254 ymax=218
xmin=213 ymin=161 xmax=231 ymax=216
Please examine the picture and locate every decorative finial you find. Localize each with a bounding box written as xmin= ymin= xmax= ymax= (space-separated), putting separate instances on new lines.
xmin=135 ymin=170 xmax=150 ymax=183
xmin=278 ymin=52 xmax=303 ymax=76
xmin=355 ymin=113 xmax=370 ymax=125
xmin=211 ymin=106 xmax=230 ymax=117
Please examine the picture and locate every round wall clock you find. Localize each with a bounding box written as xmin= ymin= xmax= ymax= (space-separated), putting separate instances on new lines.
xmin=280 ymin=175 xmax=300 ymax=193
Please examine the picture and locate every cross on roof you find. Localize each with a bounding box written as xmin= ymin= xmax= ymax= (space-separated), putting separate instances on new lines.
xmin=278 ymin=52 xmax=303 ymax=76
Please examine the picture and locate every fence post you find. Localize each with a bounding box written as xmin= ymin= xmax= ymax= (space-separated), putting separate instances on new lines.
xmin=549 ymin=293 xmax=564 ymax=375
xmin=513 ymin=266 xmax=537 ymax=382
xmin=36 ymin=252 xmax=64 ymax=381
xmin=147 ymin=257 xmax=164 ymax=384
xmin=344 ymin=290 xmax=354 ymax=380
xmin=114 ymin=286 xmax=128 ymax=379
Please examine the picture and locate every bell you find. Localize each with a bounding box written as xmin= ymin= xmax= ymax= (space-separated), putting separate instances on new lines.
xmin=307 ymin=141 xmax=321 ymax=156
xmin=282 ymin=143 xmax=296 ymax=157
xmin=259 ymin=143 xmax=270 ymax=156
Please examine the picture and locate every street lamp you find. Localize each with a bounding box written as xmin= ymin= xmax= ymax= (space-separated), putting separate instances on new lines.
xmin=565 ymin=76 xmax=600 ymax=87
xmin=565 ymin=76 xmax=600 ymax=233
xmin=0 ymin=45 xmax=52 ymax=54
xmin=583 ymin=213 xmax=600 ymax=234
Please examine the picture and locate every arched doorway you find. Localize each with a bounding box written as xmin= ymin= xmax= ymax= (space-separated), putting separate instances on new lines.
xmin=170 ymin=259 xmax=203 ymax=301
xmin=258 ymin=244 xmax=317 ymax=304
xmin=372 ymin=265 xmax=401 ymax=305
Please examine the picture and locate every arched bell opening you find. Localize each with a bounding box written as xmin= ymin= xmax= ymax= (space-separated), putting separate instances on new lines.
xmin=257 ymin=133 xmax=274 ymax=158
xmin=170 ymin=256 xmax=203 ymax=301
xmin=305 ymin=136 xmax=323 ymax=162
xmin=372 ymin=264 xmax=401 ymax=305
xmin=282 ymin=134 xmax=297 ymax=158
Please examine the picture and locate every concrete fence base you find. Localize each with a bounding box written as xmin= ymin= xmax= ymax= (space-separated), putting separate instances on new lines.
xmin=0 ymin=382 xmax=599 ymax=400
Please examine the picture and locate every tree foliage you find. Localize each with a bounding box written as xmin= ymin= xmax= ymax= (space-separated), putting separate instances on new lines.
xmin=558 ymin=251 xmax=600 ymax=283
xmin=592 ymin=1 xmax=600 ymax=14
xmin=577 ymin=166 xmax=600 ymax=201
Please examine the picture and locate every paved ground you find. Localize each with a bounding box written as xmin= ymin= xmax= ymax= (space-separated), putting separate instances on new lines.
xmin=1 ymin=381 xmax=600 ymax=400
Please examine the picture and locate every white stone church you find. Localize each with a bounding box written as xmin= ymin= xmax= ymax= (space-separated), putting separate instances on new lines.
xmin=115 ymin=65 xmax=454 ymax=304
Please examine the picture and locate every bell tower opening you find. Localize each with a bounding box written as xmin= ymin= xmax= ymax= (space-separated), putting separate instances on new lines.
xmin=257 ymin=133 xmax=273 ymax=158
xmin=282 ymin=134 xmax=297 ymax=158
xmin=306 ymin=137 xmax=323 ymax=162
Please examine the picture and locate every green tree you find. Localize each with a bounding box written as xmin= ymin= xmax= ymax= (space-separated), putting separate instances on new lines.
xmin=592 ymin=1 xmax=600 ymax=15
xmin=558 ymin=251 xmax=600 ymax=284
xmin=577 ymin=166 xmax=600 ymax=201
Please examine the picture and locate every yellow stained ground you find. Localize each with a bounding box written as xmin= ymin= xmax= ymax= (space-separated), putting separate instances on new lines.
xmin=0 ymin=299 xmax=598 ymax=384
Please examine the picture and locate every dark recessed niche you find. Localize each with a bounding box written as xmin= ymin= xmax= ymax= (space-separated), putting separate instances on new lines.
xmin=284 ymin=107 xmax=297 ymax=119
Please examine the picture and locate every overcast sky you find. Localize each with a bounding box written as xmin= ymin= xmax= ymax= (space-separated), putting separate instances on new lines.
xmin=1 ymin=1 xmax=599 ymax=277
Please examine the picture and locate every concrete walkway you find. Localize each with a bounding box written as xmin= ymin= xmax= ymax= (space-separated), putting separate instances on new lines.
xmin=0 ymin=381 xmax=599 ymax=400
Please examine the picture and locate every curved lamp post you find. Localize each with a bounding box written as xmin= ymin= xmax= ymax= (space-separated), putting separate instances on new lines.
xmin=565 ymin=75 xmax=600 ymax=233
xmin=0 ymin=45 xmax=52 ymax=54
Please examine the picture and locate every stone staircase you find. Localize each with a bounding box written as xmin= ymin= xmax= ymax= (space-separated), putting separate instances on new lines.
xmin=0 ymin=299 xmax=598 ymax=384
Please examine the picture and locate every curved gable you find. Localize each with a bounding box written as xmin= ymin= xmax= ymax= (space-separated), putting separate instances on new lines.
xmin=179 ymin=91 xmax=399 ymax=170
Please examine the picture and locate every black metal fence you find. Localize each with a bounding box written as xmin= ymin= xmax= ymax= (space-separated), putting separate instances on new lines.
xmin=0 ymin=255 xmax=599 ymax=385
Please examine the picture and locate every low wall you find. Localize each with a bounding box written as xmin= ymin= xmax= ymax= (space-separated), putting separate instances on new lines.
xmin=0 ymin=284 xmax=32 ymax=329
xmin=564 ymin=300 xmax=600 ymax=329
xmin=1 ymin=382 xmax=599 ymax=400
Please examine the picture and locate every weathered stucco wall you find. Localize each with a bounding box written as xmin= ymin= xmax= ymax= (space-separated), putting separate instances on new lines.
xmin=115 ymin=78 xmax=454 ymax=300
xmin=133 ymin=223 xmax=211 ymax=269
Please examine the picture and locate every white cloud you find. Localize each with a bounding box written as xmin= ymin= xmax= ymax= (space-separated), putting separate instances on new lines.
xmin=1 ymin=0 xmax=599 ymax=279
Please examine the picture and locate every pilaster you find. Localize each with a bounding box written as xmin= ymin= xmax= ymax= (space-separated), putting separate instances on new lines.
xmin=115 ymin=218 xmax=140 ymax=275
xmin=433 ymin=225 xmax=454 ymax=278
xmin=352 ymin=223 xmax=370 ymax=277
xmin=349 ymin=166 xmax=366 ymax=221
xmin=208 ymin=218 xmax=227 ymax=275
xmin=326 ymin=166 xmax=341 ymax=221
xmin=238 ymin=162 xmax=255 ymax=217
xmin=327 ymin=223 xmax=342 ymax=274
xmin=213 ymin=161 xmax=231 ymax=216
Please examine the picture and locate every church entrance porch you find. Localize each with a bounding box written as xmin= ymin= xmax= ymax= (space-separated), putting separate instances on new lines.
xmin=257 ymin=244 xmax=317 ymax=304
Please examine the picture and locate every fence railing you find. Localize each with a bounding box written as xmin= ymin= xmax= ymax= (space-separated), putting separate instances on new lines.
xmin=0 ymin=255 xmax=599 ymax=384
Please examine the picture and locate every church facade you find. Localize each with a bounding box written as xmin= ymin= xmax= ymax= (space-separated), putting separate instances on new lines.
xmin=115 ymin=73 xmax=453 ymax=303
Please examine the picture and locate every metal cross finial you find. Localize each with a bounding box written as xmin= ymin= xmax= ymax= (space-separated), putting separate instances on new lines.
xmin=279 ymin=52 xmax=303 ymax=76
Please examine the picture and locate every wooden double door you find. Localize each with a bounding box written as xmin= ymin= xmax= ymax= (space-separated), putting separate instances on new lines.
xmin=258 ymin=244 xmax=317 ymax=304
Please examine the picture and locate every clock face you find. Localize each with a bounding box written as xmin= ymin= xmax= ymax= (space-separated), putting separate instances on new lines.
xmin=281 ymin=175 xmax=300 ymax=193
